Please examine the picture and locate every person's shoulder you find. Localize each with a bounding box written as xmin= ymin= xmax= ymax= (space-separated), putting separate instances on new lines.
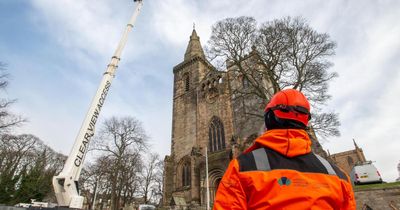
xmin=236 ymin=150 xmax=257 ymax=172
xmin=328 ymin=161 xmax=350 ymax=182
xmin=237 ymin=147 xmax=272 ymax=172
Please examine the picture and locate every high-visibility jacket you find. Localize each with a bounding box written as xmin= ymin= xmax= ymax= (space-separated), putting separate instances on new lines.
xmin=213 ymin=129 xmax=356 ymax=210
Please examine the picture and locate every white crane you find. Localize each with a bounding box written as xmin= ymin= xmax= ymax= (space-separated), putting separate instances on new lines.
xmin=52 ymin=1 xmax=144 ymax=208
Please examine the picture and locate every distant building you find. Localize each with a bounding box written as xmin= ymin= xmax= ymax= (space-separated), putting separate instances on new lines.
xmin=329 ymin=139 xmax=367 ymax=175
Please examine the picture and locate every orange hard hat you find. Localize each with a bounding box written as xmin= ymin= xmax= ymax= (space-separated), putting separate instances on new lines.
xmin=265 ymin=89 xmax=311 ymax=126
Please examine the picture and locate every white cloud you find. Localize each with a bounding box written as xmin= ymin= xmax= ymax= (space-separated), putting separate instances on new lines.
xmin=149 ymin=0 xmax=213 ymax=49
xmin=31 ymin=0 xmax=123 ymax=58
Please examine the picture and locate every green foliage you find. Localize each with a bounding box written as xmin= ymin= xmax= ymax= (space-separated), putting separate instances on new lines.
xmin=0 ymin=169 xmax=21 ymax=203
xmin=12 ymin=150 xmax=55 ymax=203
xmin=354 ymin=182 xmax=400 ymax=191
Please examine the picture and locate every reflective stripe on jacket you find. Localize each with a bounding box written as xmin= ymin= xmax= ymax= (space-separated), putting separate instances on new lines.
xmin=213 ymin=129 xmax=356 ymax=210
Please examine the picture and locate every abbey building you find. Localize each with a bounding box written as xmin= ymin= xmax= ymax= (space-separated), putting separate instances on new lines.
xmin=162 ymin=29 xmax=364 ymax=209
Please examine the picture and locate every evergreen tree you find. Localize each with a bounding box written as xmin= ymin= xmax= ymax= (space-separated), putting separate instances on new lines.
xmin=13 ymin=150 xmax=54 ymax=203
xmin=0 ymin=169 xmax=21 ymax=204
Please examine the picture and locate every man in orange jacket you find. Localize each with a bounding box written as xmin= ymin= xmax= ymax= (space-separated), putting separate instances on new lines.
xmin=213 ymin=89 xmax=356 ymax=210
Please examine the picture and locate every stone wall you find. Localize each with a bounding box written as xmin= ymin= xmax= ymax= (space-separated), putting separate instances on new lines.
xmin=354 ymin=185 xmax=400 ymax=210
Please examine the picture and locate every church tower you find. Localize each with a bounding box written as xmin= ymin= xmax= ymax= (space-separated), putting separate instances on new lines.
xmin=163 ymin=29 xmax=235 ymax=208
xmin=170 ymin=29 xmax=208 ymax=158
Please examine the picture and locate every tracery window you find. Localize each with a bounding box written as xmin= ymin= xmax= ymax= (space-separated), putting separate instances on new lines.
xmin=182 ymin=162 xmax=191 ymax=187
xmin=209 ymin=116 xmax=226 ymax=152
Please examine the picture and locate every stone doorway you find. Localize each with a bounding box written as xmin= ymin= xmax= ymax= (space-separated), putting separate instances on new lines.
xmin=206 ymin=169 xmax=224 ymax=207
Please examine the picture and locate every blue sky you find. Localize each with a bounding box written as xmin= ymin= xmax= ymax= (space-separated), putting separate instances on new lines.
xmin=1 ymin=0 xmax=400 ymax=182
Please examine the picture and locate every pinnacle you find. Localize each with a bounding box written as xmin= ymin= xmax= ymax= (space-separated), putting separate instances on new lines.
xmin=184 ymin=28 xmax=205 ymax=60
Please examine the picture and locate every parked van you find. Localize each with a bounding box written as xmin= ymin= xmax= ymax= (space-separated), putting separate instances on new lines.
xmin=137 ymin=204 xmax=156 ymax=210
xmin=15 ymin=203 xmax=31 ymax=208
xmin=350 ymin=161 xmax=383 ymax=185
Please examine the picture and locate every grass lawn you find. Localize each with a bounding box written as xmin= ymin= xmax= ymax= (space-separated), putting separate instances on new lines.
xmin=354 ymin=181 xmax=400 ymax=190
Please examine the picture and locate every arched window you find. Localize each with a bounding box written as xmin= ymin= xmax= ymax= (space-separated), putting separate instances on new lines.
xmin=182 ymin=162 xmax=191 ymax=187
xmin=184 ymin=73 xmax=190 ymax=92
xmin=209 ymin=117 xmax=226 ymax=152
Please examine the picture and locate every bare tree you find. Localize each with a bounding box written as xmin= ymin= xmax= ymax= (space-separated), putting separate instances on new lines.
xmin=206 ymin=16 xmax=340 ymax=139
xmin=0 ymin=134 xmax=38 ymax=176
xmin=139 ymin=153 xmax=163 ymax=205
xmin=0 ymin=62 xmax=25 ymax=133
xmin=80 ymin=157 xmax=110 ymax=210
xmin=149 ymin=158 xmax=163 ymax=206
xmin=80 ymin=156 xmax=115 ymax=210
xmin=92 ymin=116 xmax=148 ymax=210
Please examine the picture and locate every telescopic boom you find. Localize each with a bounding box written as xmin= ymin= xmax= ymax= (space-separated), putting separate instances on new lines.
xmin=52 ymin=1 xmax=144 ymax=208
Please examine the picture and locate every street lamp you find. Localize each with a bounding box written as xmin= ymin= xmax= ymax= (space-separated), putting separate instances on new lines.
xmin=205 ymin=147 xmax=210 ymax=210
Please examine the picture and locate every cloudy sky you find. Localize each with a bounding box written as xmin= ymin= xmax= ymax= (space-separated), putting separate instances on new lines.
xmin=1 ymin=0 xmax=399 ymax=181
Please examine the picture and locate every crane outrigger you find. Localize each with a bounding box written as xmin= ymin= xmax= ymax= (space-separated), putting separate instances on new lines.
xmin=52 ymin=1 xmax=144 ymax=208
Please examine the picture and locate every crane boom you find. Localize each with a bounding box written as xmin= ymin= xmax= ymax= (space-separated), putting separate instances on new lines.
xmin=52 ymin=1 xmax=144 ymax=208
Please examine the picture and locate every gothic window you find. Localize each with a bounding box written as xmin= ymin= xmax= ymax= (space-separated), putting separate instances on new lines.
xmin=184 ymin=73 xmax=190 ymax=92
xmin=209 ymin=116 xmax=226 ymax=152
xmin=182 ymin=162 xmax=191 ymax=187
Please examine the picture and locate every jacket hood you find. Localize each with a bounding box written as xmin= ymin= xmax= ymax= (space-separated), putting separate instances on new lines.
xmin=245 ymin=129 xmax=312 ymax=157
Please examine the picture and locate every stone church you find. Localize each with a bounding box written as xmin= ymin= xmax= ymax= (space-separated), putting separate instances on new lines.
xmin=329 ymin=139 xmax=367 ymax=175
xmin=162 ymin=29 xmax=366 ymax=209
